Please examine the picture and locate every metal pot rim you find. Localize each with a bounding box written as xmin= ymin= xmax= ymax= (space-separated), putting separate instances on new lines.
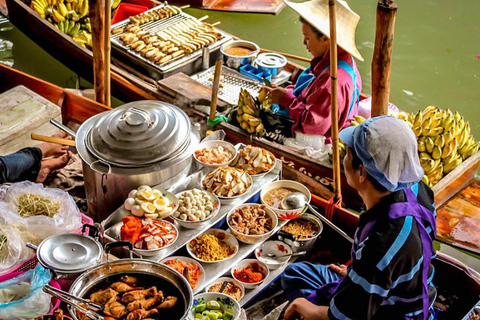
xmin=221 ymin=40 xmax=260 ymax=58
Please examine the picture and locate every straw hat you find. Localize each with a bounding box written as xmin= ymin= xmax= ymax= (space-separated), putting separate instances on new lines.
xmin=284 ymin=0 xmax=364 ymax=61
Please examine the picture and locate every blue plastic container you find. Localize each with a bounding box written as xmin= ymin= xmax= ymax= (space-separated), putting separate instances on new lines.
xmin=239 ymin=64 xmax=272 ymax=83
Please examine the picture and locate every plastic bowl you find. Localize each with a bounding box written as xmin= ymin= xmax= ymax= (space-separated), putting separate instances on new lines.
xmin=193 ymin=140 xmax=237 ymax=169
xmin=172 ymin=189 xmax=221 ymax=229
xmin=205 ymin=277 xmax=245 ymax=301
xmin=260 ymin=180 xmax=311 ymax=220
xmin=255 ymin=240 xmax=292 ymax=270
xmin=187 ymin=229 xmax=239 ymax=264
xmin=160 ymin=256 xmax=205 ymax=293
xmin=226 ymin=203 xmax=278 ymax=244
xmin=189 ymin=292 xmax=241 ymax=320
xmin=231 ymin=259 xmax=269 ymax=289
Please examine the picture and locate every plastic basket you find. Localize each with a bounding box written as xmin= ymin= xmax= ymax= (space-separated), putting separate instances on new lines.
xmin=112 ymin=3 xmax=148 ymax=24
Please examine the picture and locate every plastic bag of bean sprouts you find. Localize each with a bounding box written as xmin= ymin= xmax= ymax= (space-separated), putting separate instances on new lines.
xmin=2 ymin=181 xmax=82 ymax=240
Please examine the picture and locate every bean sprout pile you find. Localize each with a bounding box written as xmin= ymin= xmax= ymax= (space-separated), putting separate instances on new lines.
xmin=17 ymin=193 xmax=60 ymax=218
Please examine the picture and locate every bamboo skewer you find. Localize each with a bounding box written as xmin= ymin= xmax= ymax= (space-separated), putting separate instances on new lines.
xmin=198 ymin=15 xmax=209 ymax=22
xmin=210 ymin=60 xmax=222 ymax=121
xmin=260 ymin=48 xmax=311 ymax=63
xmin=211 ymin=21 xmax=221 ymax=27
xmin=31 ymin=133 xmax=76 ymax=147
xmin=328 ymin=0 xmax=342 ymax=203
xmin=104 ymin=0 xmax=111 ymax=106
xmin=180 ymin=5 xmax=191 ymax=9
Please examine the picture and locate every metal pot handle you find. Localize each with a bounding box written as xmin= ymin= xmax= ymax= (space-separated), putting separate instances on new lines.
xmin=121 ymin=107 xmax=154 ymax=128
xmin=90 ymin=159 xmax=112 ymax=174
xmin=82 ymin=224 xmax=100 ymax=240
xmin=105 ymin=241 xmax=133 ymax=263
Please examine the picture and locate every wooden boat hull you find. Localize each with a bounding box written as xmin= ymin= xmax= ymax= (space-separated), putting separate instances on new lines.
xmin=0 ymin=63 xmax=479 ymax=319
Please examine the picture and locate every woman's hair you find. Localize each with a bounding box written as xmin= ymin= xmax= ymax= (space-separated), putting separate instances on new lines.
xmin=299 ymin=16 xmax=324 ymax=39
xmin=348 ymin=147 xmax=389 ymax=192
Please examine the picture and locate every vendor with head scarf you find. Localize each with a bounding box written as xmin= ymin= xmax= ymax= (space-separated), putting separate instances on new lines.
xmin=282 ymin=117 xmax=437 ymax=320
xmin=263 ymin=0 xmax=363 ymax=146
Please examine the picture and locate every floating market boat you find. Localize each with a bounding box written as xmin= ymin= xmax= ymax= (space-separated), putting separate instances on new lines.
xmin=0 ymin=63 xmax=479 ymax=320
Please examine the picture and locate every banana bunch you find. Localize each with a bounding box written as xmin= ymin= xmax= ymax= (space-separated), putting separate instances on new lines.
xmin=329 ymin=115 xmax=365 ymax=167
xmin=30 ymin=0 xmax=100 ymax=47
xmin=402 ymin=105 xmax=478 ymax=187
xmin=236 ymin=88 xmax=272 ymax=136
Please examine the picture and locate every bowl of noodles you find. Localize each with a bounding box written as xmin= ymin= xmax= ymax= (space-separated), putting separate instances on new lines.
xmin=187 ymin=229 xmax=239 ymax=264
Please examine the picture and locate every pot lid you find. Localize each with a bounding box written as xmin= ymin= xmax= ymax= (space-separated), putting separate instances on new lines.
xmin=256 ymin=53 xmax=288 ymax=68
xmin=37 ymin=233 xmax=103 ymax=273
xmin=86 ymin=101 xmax=191 ymax=167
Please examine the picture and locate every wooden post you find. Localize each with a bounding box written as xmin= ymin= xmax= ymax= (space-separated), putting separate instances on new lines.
xmin=329 ymin=0 xmax=341 ymax=202
xmin=371 ymin=0 xmax=398 ymax=117
xmin=104 ymin=0 xmax=111 ymax=106
xmin=210 ymin=60 xmax=222 ymax=121
xmin=89 ymin=0 xmax=107 ymax=105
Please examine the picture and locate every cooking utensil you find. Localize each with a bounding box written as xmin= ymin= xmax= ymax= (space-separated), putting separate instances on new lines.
xmin=44 ymin=284 xmax=104 ymax=320
xmin=221 ymin=40 xmax=260 ymax=70
xmin=255 ymin=53 xmax=287 ymax=78
xmin=49 ymin=118 xmax=77 ymax=138
xmin=31 ymin=133 xmax=76 ymax=147
xmin=219 ymin=280 xmax=228 ymax=293
xmin=205 ymin=277 xmax=245 ymax=301
xmin=68 ymin=241 xmax=193 ymax=320
xmin=76 ymin=100 xmax=200 ymax=220
xmin=266 ymin=250 xmax=307 ymax=259
xmin=281 ymin=192 xmax=354 ymax=243
xmin=277 ymin=214 xmax=323 ymax=253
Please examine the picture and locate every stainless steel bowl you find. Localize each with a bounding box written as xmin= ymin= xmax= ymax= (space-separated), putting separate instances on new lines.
xmin=278 ymin=214 xmax=323 ymax=253
xmin=254 ymin=52 xmax=288 ymax=77
xmin=220 ymin=40 xmax=260 ymax=70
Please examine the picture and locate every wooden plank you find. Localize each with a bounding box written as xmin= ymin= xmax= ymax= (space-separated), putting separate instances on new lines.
xmin=433 ymin=151 xmax=480 ymax=208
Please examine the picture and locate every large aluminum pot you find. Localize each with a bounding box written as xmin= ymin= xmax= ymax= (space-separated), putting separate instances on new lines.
xmin=221 ymin=40 xmax=260 ymax=70
xmin=68 ymin=246 xmax=193 ymax=320
xmin=76 ymin=101 xmax=200 ymax=221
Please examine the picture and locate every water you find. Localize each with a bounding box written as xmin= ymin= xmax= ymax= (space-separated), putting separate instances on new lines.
xmin=0 ymin=1 xmax=479 ymax=268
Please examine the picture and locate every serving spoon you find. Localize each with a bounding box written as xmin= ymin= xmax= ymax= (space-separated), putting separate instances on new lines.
xmin=281 ymin=192 xmax=354 ymax=244
xmin=266 ymin=251 xmax=307 ymax=259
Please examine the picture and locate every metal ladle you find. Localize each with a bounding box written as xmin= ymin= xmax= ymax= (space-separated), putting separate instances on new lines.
xmin=281 ymin=192 xmax=353 ymax=244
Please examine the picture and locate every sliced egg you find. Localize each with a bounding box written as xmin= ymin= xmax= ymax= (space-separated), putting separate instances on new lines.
xmin=124 ymin=198 xmax=136 ymax=211
xmin=138 ymin=190 xmax=155 ymax=201
xmin=131 ymin=205 xmax=144 ymax=217
xmin=137 ymin=185 xmax=152 ymax=192
xmin=128 ymin=189 xmax=138 ymax=199
xmin=135 ymin=198 xmax=146 ymax=205
xmin=153 ymin=197 xmax=170 ymax=212
xmin=152 ymin=189 xmax=162 ymax=199
xmin=141 ymin=202 xmax=156 ymax=214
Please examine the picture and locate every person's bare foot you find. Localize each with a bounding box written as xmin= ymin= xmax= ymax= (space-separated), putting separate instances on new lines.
xmin=36 ymin=151 xmax=73 ymax=183
xmin=37 ymin=132 xmax=73 ymax=158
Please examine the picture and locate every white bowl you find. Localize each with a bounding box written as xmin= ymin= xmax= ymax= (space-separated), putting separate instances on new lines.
xmin=172 ymin=189 xmax=221 ymax=229
xmin=231 ymin=258 xmax=269 ymax=289
xmin=187 ymin=229 xmax=239 ymax=264
xmin=189 ymin=292 xmax=241 ymax=320
xmin=160 ymin=256 xmax=206 ymax=293
xmin=205 ymin=277 xmax=245 ymax=301
xmin=201 ymin=170 xmax=253 ymax=205
xmin=226 ymin=203 xmax=278 ymax=244
xmin=231 ymin=146 xmax=277 ymax=180
xmin=255 ymin=240 xmax=293 ymax=270
xmin=193 ymin=140 xmax=237 ymax=169
xmin=260 ymin=180 xmax=311 ymax=220
xmin=124 ymin=188 xmax=179 ymax=220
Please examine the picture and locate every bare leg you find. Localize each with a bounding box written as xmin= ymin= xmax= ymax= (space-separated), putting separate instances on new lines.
xmin=37 ymin=132 xmax=73 ymax=158
xmin=36 ymin=151 xmax=72 ymax=183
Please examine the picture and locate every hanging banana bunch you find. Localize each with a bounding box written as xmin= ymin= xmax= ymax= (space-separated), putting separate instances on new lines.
xmin=399 ymin=105 xmax=478 ymax=188
xmin=236 ymin=88 xmax=273 ymax=137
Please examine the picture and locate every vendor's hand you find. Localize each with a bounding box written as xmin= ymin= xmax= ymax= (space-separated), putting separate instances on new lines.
xmin=329 ymin=263 xmax=348 ymax=277
xmin=284 ymin=298 xmax=327 ymax=320
xmin=261 ymin=85 xmax=287 ymax=105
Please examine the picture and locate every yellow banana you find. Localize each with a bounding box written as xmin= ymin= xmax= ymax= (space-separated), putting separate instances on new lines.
xmin=31 ymin=2 xmax=46 ymax=17
xmin=397 ymin=112 xmax=409 ymax=121
xmin=422 ymin=105 xmax=439 ymax=118
xmin=421 ymin=175 xmax=430 ymax=185
xmin=431 ymin=146 xmax=442 ymax=160
xmin=247 ymin=118 xmax=261 ymax=127
xmin=241 ymin=114 xmax=257 ymax=122
xmin=76 ymin=0 xmax=83 ymax=13
xmin=426 ymin=127 xmax=443 ymax=137
xmin=453 ymin=111 xmax=462 ymax=122
xmin=425 ymin=138 xmax=434 ymax=153
xmin=66 ymin=2 xmax=72 ymax=10
xmin=413 ymin=126 xmax=422 ymax=137
xmin=434 ymin=135 xmax=445 ymax=149
xmin=354 ymin=115 xmax=367 ymax=124
xmin=441 ymin=142 xmax=454 ymax=159
xmin=258 ymin=88 xmax=267 ymax=103
xmin=57 ymin=2 xmax=68 ymax=16
xmin=418 ymin=140 xmax=426 ymax=152
xmin=466 ymin=143 xmax=479 ymax=158
xmin=240 ymin=121 xmax=248 ymax=130
xmin=255 ymin=123 xmax=265 ymax=135
xmin=422 ymin=159 xmax=436 ymax=174
xmin=350 ymin=121 xmax=360 ymax=127
xmin=413 ymin=111 xmax=423 ymax=128
xmin=420 ymin=152 xmax=432 ymax=161
xmin=430 ymin=114 xmax=443 ymax=128
xmin=421 ymin=117 xmax=432 ymax=128
xmin=442 ymin=115 xmax=455 ymax=132
xmin=444 ymin=129 xmax=454 ymax=144
xmin=407 ymin=113 xmax=415 ymax=124
xmin=444 ymin=157 xmax=463 ymax=174
xmin=457 ymin=127 xmax=469 ymax=150
xmin=242 ymin=105 xmax=256 ymax=116
xmin=247 ymin=126 xmax=256 ymax=134
xmin=52 ymin=9 xmax=65 ymax=22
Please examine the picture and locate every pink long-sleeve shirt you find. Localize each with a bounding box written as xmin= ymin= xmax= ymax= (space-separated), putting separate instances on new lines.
xmin=279 ymin=49 xmax=362 ymax=144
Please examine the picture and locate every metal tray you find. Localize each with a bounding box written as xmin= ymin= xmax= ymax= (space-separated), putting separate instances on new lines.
xmin=110 ymin=6 xmax=232 ymax=79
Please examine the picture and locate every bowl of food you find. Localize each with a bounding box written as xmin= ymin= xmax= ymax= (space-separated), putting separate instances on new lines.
xmin=193 ymin=140 xmax=237 ymax=169
xmin=201 ymin=167 xmax=253 ymax=204
xmin=123 ymin=185 xmax=178 ymax=219
xmin=255 ymin=240 xmax=293 ymax=270
xmin=205 ymin=277 xmax=245 ymax=302
xmin=231 ymin=259 xmax=269 ymax=289
xmin=278 ymin=214 xmax=323 ymax=253
xmin=160 ymin=256 xmax=205 ymax=292
xmin=189 ymin=292 xmax=241 ymax=320
xmin=119 ymin=216 xmax=178 ymax=257
xmin=260 ymin=180 xmax=311 ymax=220
xmin=172 ymin=189 xmax=221 ymax=229
xmin=221 ymin=40 xmax=260 ymax=70
xmin=230 ymin=145 xmax=276 ymax=180
xmin=187 ymin=229 xmax=239 ymax=264
xmin=226 ymin=203 xmax=278 ymax=244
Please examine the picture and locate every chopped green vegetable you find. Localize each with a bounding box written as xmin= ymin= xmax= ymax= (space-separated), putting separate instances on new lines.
xmin=206 ymin=312 xmax=219 ymax=320
xmin=195 ymin=304 xmax=207 ymax=313
xmin=195 ymin=313 xmax=204 ymax=319
xmin=223 ymin=311 xmax=234 ymax=320
xmin=206 ymin=300 xmax=221 ymax=310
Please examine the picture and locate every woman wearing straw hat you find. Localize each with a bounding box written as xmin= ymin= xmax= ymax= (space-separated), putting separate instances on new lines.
xmin=262 ymin=0 xmax=363 ymax=147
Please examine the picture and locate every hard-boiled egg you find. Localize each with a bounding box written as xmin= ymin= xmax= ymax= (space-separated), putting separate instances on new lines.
xmin=128 ymin=189 xmax=138 ymax=199
xmin=141 ymin=202 xmax=156 ymax=214
xmin=124 ymin=198 xmax=136 ymax=211
xmin=138 ymin=190 xmax=155 ymax=201
xmin=153 ymin=197 xmax=170 ymax=212
xmin=152 ymin=189 xmax=163 ymax=199
xmin=137 ymin=185 xmax=152 ymax=193
xmin=131 ymin=205 xmax=144 ymax=217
